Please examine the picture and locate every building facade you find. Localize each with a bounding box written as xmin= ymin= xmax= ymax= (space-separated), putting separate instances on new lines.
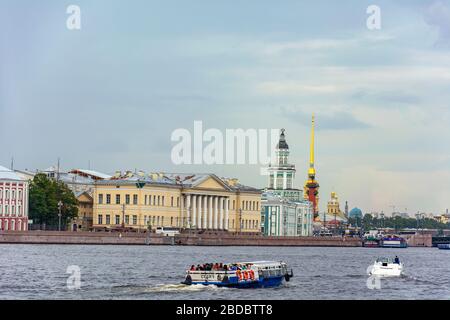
xmin=261 ymin=192 xmax=313 ymax=236
xmin=266 ymin=129 xmax=302 ymax=201
xmin=69 ymin=191 xmax=93 ymax=231
xmin=92 ymin=172 xmax=262 ymax=233
xmin=261 ymin=129 xmax=314 ymax=237
xmin=0 ymin=165 xmax=29 ymax=231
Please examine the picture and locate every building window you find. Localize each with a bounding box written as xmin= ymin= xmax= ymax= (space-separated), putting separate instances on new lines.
xmin=177 ymin=197 xmax=180 ymax=207
xmin=125 ymin=194 xmax=130 ymax=204
xmin=132 ymin=215 xmax=137 ymax=225
xmin=115 ymin=215 xmax=120 ymax=225
xmin=133 ymin=194 xmax=138 ymax=205
xmin=158 ymin=196 xmax=160 ymax=206
xmin=145 ymin=195 xmax=148 ymax=205
xmin=162 ymin=196 xmax=165 ymax=206
xmin=116 ymin=194 xmax=121 ymax=204
xmin=170 ymin=217 xmax=173 ymax=225
xmin=153 ymin=195 xmax=156 ymax=205
xmin=98 ymin=215 xmax=103 ymax=225
xmin=233 ymin=200 xmax=235 ymax=210
xmin=125 ymin=215 xmax=130 ymax=224
xmin=171 ymin=196 xmax=174 ymax=207
xmin=106 ymin=215 xmax=110 ymax=225
xmin=106 ymin=194 xmax=111 ymax=204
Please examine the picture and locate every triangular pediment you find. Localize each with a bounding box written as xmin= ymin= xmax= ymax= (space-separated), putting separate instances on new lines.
xmin=194 ymin=175 xmax=229 ymax=190
xmin=77 ymin=192 xmax=93 ymax=202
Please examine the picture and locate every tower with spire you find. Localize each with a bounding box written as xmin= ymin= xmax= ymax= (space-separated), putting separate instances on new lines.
xmin=266 ymin=129 xmax=302 ymax=201
xmin=304 ymin=114 xmax=320 ymax=217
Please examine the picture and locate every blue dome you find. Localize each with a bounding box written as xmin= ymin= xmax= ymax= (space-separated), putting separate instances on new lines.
xmin=349 ymin=207 xmax=363 ymax=218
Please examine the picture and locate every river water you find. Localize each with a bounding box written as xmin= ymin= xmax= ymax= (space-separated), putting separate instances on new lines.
xmin=0 ymin=244 xmax=448 ymax=300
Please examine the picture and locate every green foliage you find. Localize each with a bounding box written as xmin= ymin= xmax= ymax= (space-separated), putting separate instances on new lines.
xmin=29 ymin=173 xmax=79 ymax=228
xmin=348 ymin=215 xmax=449 ymax=231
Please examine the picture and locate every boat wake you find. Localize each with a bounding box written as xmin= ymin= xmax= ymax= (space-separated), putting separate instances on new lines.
xmin=143 ymin=283 xmax=226 ymax=293
xmin=111 ymin=283 xmax=229 ymax=295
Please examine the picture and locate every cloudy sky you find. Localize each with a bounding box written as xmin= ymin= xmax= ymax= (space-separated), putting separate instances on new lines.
xmin=1 ymin=0 xmax=450 ymax=215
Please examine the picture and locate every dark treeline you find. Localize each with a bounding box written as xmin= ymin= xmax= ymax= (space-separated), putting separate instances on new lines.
xmin=348 ymin=214 xmax=449 ymax=231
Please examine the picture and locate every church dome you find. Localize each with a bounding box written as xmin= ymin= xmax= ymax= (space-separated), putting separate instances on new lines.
xmin=276 ymin=129 xmax=289 ymax=150
xmin=349 ymin=207 xmax=363 ymax=218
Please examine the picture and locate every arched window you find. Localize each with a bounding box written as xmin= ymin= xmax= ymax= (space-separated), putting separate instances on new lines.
xmin=0 ymin=219 xmax=2 ymax=230
xmin=18 ymin=220 xmax=22 ymax=231
xmin=11 ymin=219 xmax=15 ymax=231
xmin=4 ymin=220 xmax=8 ymax=231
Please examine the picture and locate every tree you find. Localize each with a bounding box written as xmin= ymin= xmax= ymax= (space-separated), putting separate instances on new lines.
xmin=29 ymin=173 xmax=78 ymax=229
xmin=348 ymin=215 xmax=449 ymax=231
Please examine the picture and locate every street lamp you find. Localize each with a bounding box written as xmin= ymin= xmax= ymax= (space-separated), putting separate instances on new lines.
xmin=58 ymin=201 xmax=63 ymax=231
xmin=121 ymin=204 xmax=126 ymax=230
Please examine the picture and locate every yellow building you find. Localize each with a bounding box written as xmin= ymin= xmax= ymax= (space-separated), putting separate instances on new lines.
xmin=92 ymin=172 xmax=262 ymax=233
xmin=70 ymin=191 xmax=93 ymax=231
xmin=327 ymin=192 xmax=342 ymax=216
xmin=435 ymin=214 xmax=450 ymax=224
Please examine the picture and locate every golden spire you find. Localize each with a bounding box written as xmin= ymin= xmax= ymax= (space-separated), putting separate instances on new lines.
xmin=308 ymin=114 xmax=316 ymax=177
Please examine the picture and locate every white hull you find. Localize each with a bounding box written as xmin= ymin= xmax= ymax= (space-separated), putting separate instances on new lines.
xmin=369 ymin=262 xmax=403 ymax=276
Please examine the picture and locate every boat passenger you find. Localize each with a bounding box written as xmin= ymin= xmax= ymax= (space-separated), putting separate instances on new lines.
xmin=190 ymin=265 xmax=195 ymax=271
xmin=394 ymin=256 xmax=400 ymax=264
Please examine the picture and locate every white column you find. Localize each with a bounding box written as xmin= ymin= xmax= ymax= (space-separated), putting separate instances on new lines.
xmin=214 ymin=196 xmax=218 ymax=229
xmin=180 ymin=195 xmax=185 ymax=228
xmin=225 ymin=198 xmax=229 ymax=230
xmin=199 ymin=195 xmax=204 ymax=229
xmin=186 ymin=195 xmax=191 ymax=228
xmin=203 ymin=195 xmax=208 ymax=229
xmin=208 ymin=196 xmax=213 ymax=229
xmin=283 ymin=172 xmax=287 ymax=189
xmin=219 ymin=197 xmax=224 ymax=230
xmin=192 ymin=195 xmax=197 ymax=229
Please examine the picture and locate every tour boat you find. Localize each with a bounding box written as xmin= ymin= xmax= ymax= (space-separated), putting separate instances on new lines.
xmin=437 ymin=243 xmax=450 ymax=250
xmin=380 ymin=235 xmax=408 ymax=248
xmin=181 ymin=261 xmax=293 ymax=288
xmin=368 ymin=257 xmax=403 ymax=276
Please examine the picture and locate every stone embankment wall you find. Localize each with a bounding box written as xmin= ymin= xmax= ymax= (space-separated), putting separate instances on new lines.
xmin=404 ymin=233 xmax=432 ymax=247
xmin=0 ymin=231 xmax=363 ymax=247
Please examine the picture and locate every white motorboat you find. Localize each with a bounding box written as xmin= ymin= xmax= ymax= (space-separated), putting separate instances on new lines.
xmin=368 ymin=257 xmax=403 ymax=276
